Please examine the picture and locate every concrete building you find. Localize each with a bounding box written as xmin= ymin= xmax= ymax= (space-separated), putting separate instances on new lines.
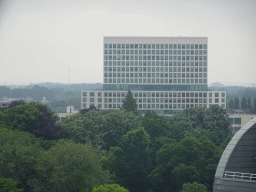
xmin=228 ymin=114 xmax=256 ymax=133
xmin=57 ymin=106 xmax=79 ymax=122
xmin=213 ymin=117 xmax=256 ymax=191
xmin=81 ymin=37 xmax=226 ymax=114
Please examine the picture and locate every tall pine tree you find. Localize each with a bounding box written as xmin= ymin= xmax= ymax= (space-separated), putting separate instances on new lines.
xmin=253 ymin=98 xmax=256 ymax=114
xmin=234 ymin=97 xmax=239 ymax=109
xmin=247 ymin=97 xmax=252 ymax=110
xmin=228 ymin=99 xmax=234 ymax=108
xmin=122 ymin=90 xmax=137 ymax=114
xmin=241 ymin=97 xmax=247 ymax=109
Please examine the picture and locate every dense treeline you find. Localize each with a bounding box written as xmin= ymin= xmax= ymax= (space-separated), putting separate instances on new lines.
xmin=0 ymin=83 xmax=103 ymax=113
xmin=2 ymin=83 xmax=256 ymax=113
xmin=213 ymin=85 xmax=256 ymax=112
xmin=0 ymin=95 xmax=232 ymax=192
xmin=228 ymin=96 xmax=256 ymax=113
xmin=0 ymin=83 xmax=102 ymax=100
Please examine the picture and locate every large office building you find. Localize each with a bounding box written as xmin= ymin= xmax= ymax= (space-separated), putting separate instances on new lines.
xmin=81 ymin=37 xmax=226 ymax=115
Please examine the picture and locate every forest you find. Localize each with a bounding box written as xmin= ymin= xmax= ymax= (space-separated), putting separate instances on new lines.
xmin=0 ymin=83 xmax=102 ymax=113
xmin=1 ymin=83 xmax=256 ymax=114
xmin=0 ymin=92 xmax=232 ymax=192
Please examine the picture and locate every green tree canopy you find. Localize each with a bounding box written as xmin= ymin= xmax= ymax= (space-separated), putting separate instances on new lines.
xmin=228 ymin=99 xmax=234 ymax=108
xmin=144 ymin=110 xmax=157 ymax=119
xmin=241 ymin=97 xmax=247 ymax=109
xmin=169 ymin=105 xmax=230 ymax=143
xmin=0 ymin=178 xmax=23 ymax=192
xmin=63 ymin=110 xmax=142 ymax=151
xmin=30 ymin=140 xmax=110 ymax=192
xmin=172 ymin=164 xmax=200 ymax=191
xmin=102 ymin=129 xmax=150 ymax=192
xmin=181 ymin=182 xmax=208 ymax=192
xmin=91 ymin=184 xmax=129 ymax=192
xmin=247 ymin=97 xmax=252 ymax=110
xmin=149 ymin=137 xmax=222 ymax=192
xmin=0 ymin=128 xmax=43 ymax=191
xmin=234 ymin=97 xmax=239 ymax=109
xmin=253 ymin=98 xmax=256 ymax=114
xmin=1 ymin=102 xmax=69 ymax=140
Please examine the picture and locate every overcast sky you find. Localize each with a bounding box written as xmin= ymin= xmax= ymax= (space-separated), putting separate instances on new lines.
xmin=0 ymin=0 xmax=255 ymax=86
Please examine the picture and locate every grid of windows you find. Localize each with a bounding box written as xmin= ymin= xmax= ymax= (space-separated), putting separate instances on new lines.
xmin=104 ymin=41 xmax=207 ymax=85
xmin=81 ymin=90 xmax=225 ymax=111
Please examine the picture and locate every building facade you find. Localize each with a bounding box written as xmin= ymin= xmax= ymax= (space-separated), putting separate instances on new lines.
xmin=81 ymin=37 xmax=226 ymax=114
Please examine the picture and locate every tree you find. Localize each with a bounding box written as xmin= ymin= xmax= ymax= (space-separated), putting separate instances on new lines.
xmin=181 ymin=182 xmax=208 ymax=192
xmin=122 ymin=91 xmax=137 ymax=114
xmin=172 ymin=164 xmax=200 ymax=191
xmin=241 ymin=97 xmax=247 ymax=109
xmin=0 ymin=178 xmax=23 ymax=192
xmin=143 ymin=114 xmax=170 ymax=142
xmin=253 ymin=98 xmax=256 ymax=114
xmin=0 ymin=86 xmax=11 ymax=98
xmin=102 ymin=129 xmax=150 ymax=192
xmin=63 ymin=96 xmax=81 ymax=110
xmin=228 ymin=99 xmax=234 ymax=108
xmin=63 ymin=110 xmax=105 ymax=149
xmin=247 ymin=97 xmax=252 ymax=110
xmin=1 ymin=102 xmax=70 ymax=140
xmin=169 ymin=105 xmax=231 ymax=143
xmin=192 ymin=129 xmax=221 ymax=146
xmin=92 ymin=184 xmax=129 ymax=192
xmin=63 ymin=110 xmax=142 ymax=151
xmin=30 ymin=140 xmax=111 ymax=192
xmin=204 ymin=105 xmax=231 ymax=142
xmin=143 ymin=114 xmax=184 ymax=143
xmin=28 ymin=85 xmax=55 ymax=101
xmin=234 ymin=97 xmax=239 ymax=109
xmin=101 ymin=110 xmax=142 ymax=151
xmin=149 ymin=137 xmax=222 ymax=192
xmin=48 ymin=100 xmax=67 ymax=113
xmin=0 ymin=128 xmax=43 ymax=191
xmin=144 ymin=110 xmax=157 ymax=119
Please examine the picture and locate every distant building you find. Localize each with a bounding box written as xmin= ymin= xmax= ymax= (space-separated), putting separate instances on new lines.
xmin=57 ymin=105 xmax=79 ymax=122
xmin=227 ymin=114 xmax=256 ymax=133
xmin=66 ymin=105 xmax=79 ymax=114
xmin=81 ymin=37 xmax=226 ymax=115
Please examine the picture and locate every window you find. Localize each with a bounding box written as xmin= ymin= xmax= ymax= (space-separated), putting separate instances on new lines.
xmin=83 ymin=92 xmax=87 ymax=96
xmin=98 ymin=98 xmax=102 ymax=102
xmin=234 ymin=118 xmax=241 ymax=124
xmin=90 ymin=92 xmax=94 ymax=97
xmin=90 ymin=98 xmax=94 ymax=102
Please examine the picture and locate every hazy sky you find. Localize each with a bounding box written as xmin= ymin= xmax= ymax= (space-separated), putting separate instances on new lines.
xmin=0 ymin=0 xmax=255 ymax=86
